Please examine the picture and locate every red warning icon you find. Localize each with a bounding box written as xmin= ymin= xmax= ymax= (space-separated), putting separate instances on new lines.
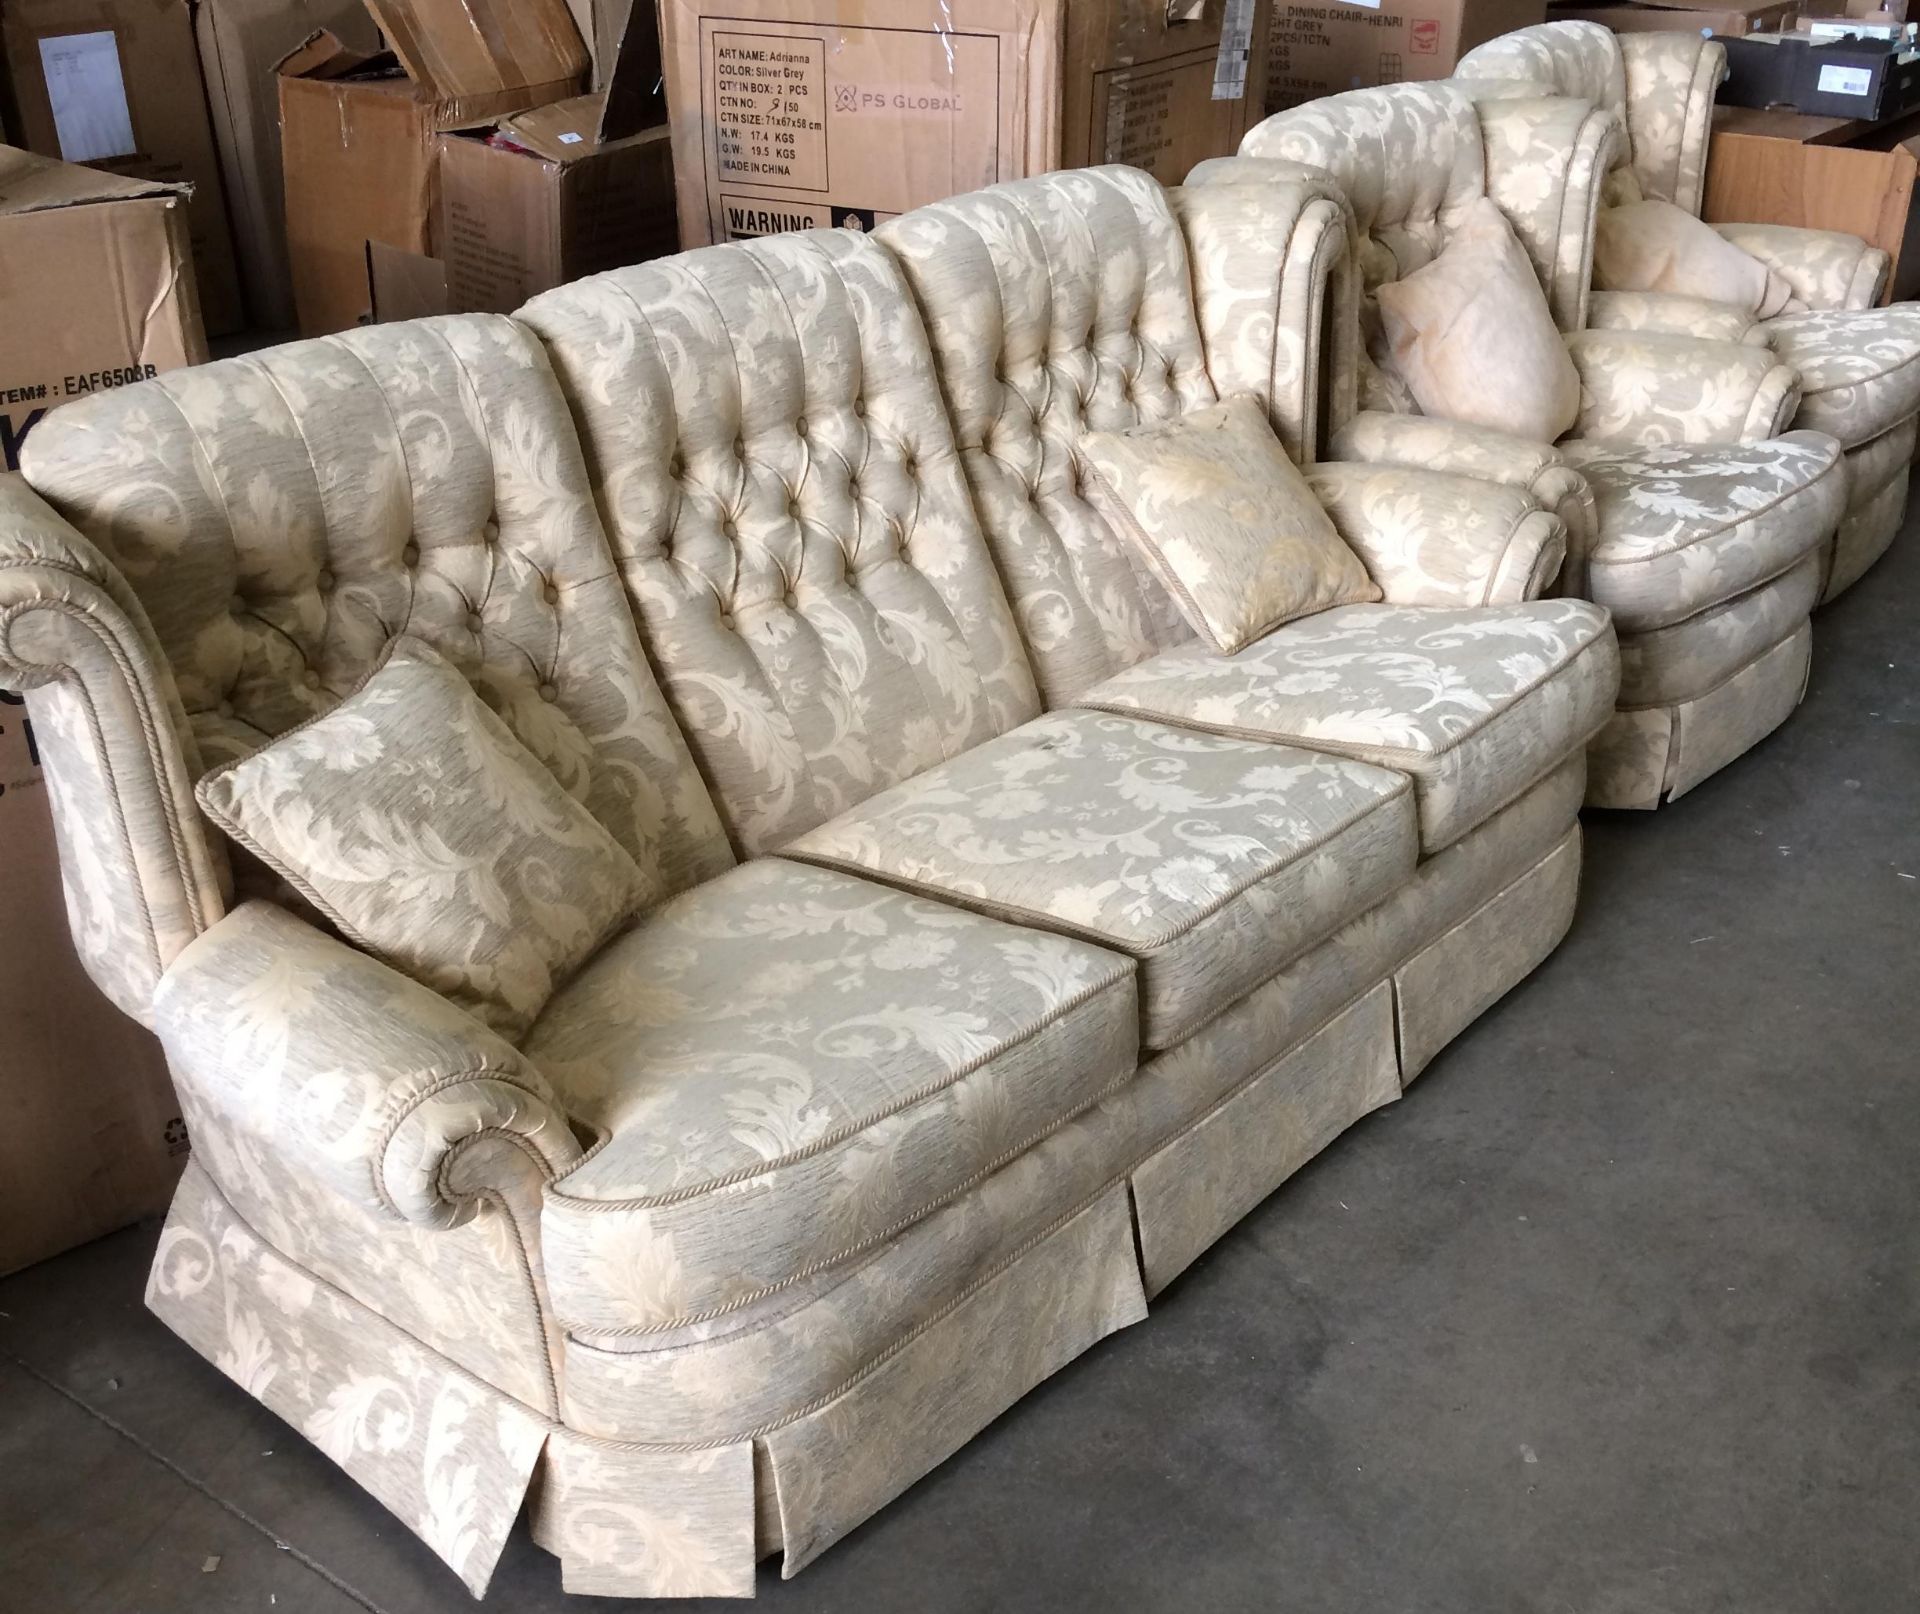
xmin=1410 ymin=18 xmax=1440 ymax=53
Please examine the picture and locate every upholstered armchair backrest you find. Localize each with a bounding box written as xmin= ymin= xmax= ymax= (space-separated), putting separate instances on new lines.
xmin=20 ymin=315 xmax=734 ymax=899
xmin=520 ymin=231 xmax=1043 ymax=859
xmin=1457 ymin=21 xmax=1726 ymax=217
xmin=1240 ymin=83 xmax=1487 ymax=299
xmin=878 ymin=166 xmax=1222 ymax=706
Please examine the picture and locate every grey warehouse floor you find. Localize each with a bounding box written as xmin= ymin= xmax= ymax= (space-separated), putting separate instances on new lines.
xmin=4 ymin=522 xmax=1918 ymax=1614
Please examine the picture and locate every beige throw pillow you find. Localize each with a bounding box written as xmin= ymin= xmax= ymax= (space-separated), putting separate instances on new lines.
xmin=1595 ymin=199 xmax=1803 ymax=319
xmin=196 ymin=637 xmax=651 ymax=1039
xmin=1078 ymin=393 xmax=1380 ymax=655
xmin=1376 ymin=197 xmax=1581 ymax=443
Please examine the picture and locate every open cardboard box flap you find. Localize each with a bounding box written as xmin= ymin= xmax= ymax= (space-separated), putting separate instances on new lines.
xmin=361 ymin=0 xmax=588 ymax=101
xmin=495 ymin=92 xmax=651 ymax=160
xmin=0 ymin=145 xmax=190 ymax=215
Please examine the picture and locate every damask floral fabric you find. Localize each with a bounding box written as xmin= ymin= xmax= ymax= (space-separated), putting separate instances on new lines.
xmin=196 ymin=638 xmax=651 ymax=1039
xmin=529 ymin=855 xmax=1138 ymax=1336
xmin=0 ymin=475 xmax=228 ymax=1023
xmin=521 ymin=230 xmax=1043 ymax=860
xmin=1586 ymin=289 xmax=1764 ymax=344
xmin=19 ymin=313 xmax=733 ymax=898
xmin=1614 ymin=551 xmax=1821 ymax=708
xmin=1565 ymin=327 xmax=1801 ymax=445
xmin=1715 ymin=223 xmax=1888 ymax=312
xmin=1077 ymin=394 xmax=1379 ymax=653
xmin=1560 ymin=431 xmax=1844 ymax=631
xmin=149 ymin=1164 xmax=554 ymax=1596
xmin=1761 ymin=306 xmax=1920 ymax=448
xmin=784 ymin=709 xmax=1417 ymax=1050
xmin=1301 ymin=461 xmax=1567 ymax=605
xmin=876 ymin=167 xmax=1222 ymax=705
xmin=1076 ymin=600 xmax=1618 ymax=853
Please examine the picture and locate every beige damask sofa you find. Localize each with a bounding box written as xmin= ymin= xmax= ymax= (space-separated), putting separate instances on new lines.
xmin=1213 ymin=81 xmax=1849 ymax=809
xmin=0 ymin=164 xmax=1617 ymax=1598
xmin=1456 ymin=21 xmax=1920 ymax=602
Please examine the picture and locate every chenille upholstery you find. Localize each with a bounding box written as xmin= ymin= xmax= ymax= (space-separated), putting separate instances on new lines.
xmin=1458 ymin=20 xmax=1920 ymax=602
xmin=0 ymin=159 xmax=1618 ymax=1599
xmin=1229 ymin=80 xmax=1848 ymax=809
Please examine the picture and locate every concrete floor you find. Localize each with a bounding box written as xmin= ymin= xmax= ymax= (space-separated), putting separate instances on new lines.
xmin=4 ymin=526 xmax=1917 ymax=1614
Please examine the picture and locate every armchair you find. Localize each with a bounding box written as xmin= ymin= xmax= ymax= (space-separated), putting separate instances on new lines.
xmin=1219 ymin=80 xmax=1848 ymax=808
xmin=1458 ymin=20 xmax=1920 ymax=599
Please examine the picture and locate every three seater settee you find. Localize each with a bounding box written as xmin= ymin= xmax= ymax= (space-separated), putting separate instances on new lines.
xmin=0 ymin=165 xmax=1617 ymax=1598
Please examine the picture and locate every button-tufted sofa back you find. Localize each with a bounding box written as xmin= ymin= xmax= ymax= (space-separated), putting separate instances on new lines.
xmin=521 ymin=230 xmax=1043 ymax=859
xmin=878 ymin=166 xmax=1222 ymax=706
xmin=20 ymin=315 xmax=734 ymax=898
xmin=1457 ymin=21 xmax=1726 ymax=217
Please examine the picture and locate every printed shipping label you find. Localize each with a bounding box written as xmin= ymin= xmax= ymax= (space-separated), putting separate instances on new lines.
xmin=38 ymin=32 xmax=137 ymax=164
xmin=1816 ymin=63 xmax=1874 ymax=96
xmin=699 ymin=18 xmax=1004 ymax=241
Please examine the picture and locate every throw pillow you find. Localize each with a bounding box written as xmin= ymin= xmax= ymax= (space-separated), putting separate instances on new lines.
xmin=1077 ymin=393 xmax=1380 ymax=655
xmin=1594 ymin=198 xmax=1804 ymax=319
xmin=196 ymin=637 xmax=651 ymax=1038
xmin=1375 ymin=197 xmax=1582 ymax=442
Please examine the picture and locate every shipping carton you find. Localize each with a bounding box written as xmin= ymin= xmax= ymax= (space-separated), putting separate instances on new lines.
xmin=659 ymin=0 xmax=1270 ymax=249
xmin=1551 ymin=0 xmax=1799 ymax=35
xmin=279 ymin=0 xmax=589 ymax=337
xmin=196 ymin=0 xmax=381 ymax=333
xmin=1265 ymin=0 xmax=1544 ymax=112
xmin=440 ymin=94 xmax=676 ymax=313
xmin=0 ymin=146 xmax=206 ymax=471
xmin=0 ymin=691 xmax=188 ymax=1277
xmin=1 ymin=0 xmax=243 ymax=335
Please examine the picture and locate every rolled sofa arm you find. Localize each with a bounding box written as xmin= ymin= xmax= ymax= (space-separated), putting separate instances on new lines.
xmin=1173 ymin=157 xmax=1362 ymax=461
xmin=1302 ymin=461 xmax=1568 ymax=605
xmin=1329 ymin=411 xmax=1597 ymax=593
xmin=154 ymin=901 xmax=583 ymax=1230
xmin=1565 ymin=328 xmax=1802 ymax=445
xmin=1586 ymin=290 xmax=1767 ymax=345
xmin=1710 ymin=223 xmax=1889 ymax=312
xmin=1473 ymin=93 xmax=1619 ymax=333
xmin=0 ymin=473 xmax=226 ymax=1024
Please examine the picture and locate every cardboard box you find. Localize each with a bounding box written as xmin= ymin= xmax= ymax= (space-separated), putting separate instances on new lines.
xmin=279 ymin=0 xmax=589 ymax=337
xmin=1719 ymin=28 xmax=1920 ymax=113
xmin=1265 ymin=0 xmax=1544 ymax=112
xmin=1 ymin=0 xmax=244 ymax=336
xmin=440 ymin=94 xmax=677 ymax=313
xmin=659 ymin=0 xmax=1270 ymax=249
xmin=0 ymin=145 xmax=207 ymax=471
xmin=0 ymin=690 xmax=188 ymax=1276
xmin=196 ymin=0 xmax=381 ymax=333
xmin=1551 ymin=0 xmax=1799 ymax=34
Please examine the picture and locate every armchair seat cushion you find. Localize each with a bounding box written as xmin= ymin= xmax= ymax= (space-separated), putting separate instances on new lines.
xmin=1560 ymin=432 xmax=1846 ymax=631
xmin=1760 ymin=306 xmax=1920 ymax=448
xmin=529 ymin=858 xmax=1138 ymax=1338
xmin=1074 ymin=601 xmax=1618 ymax=855
xmin=782 ymin=710 xmax=1418 ymax=1051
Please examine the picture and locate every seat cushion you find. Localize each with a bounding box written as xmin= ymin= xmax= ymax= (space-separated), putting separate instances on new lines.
xmin=1763 ymin=306 xmax=1920 ymax=448
xmin=1075 ymin=601 xmax=1618 ymax=856
xmin=530 ymin=858 xmax=1138 ymax=1337
xmin=1560 ymin=431 xmax=1845 ymax=632
xmin=782 ymin=710 xmax=1418 ymax=1050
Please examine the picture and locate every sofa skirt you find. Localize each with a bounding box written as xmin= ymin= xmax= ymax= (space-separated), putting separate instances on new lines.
xmin=143 ymin=763 xmax=1587 ymax=1601
xmin=1822 ymin=414 xmax=1914 ymax=602
xmin=1586 ymin=620 xmax=1813 ymax=810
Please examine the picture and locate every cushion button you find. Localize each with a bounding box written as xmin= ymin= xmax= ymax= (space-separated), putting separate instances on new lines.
xmin=543 ymin=582 xmax=561 ymax=605
xmin=303 ymin=670 xmax=322 ymax=691
xmin=481 ymin=519 xmax=500 ymax=542
xmin=229 ymin=593 xmax=247 ymax=613
xmin=538 ymin=682 xmax=559 ymax=703
xmin=787 ymin=499 xmax=801 ymax=519
xmin=466 ymin=612 xmax=484 ymax=633
xmin=217 ymin=699 xmax=234 ymax=718
xmin=794 ymin=415 xmax=808 ymax=436
xmin=852 ymin=399 xmax=866 ymax=417
xmin=733 ymin=436 xmax=746 ymax=457
xmin=401 ymin=542 xmax=420 ymax=567
xmin=315 ymin=569 xmax=335 ymax=593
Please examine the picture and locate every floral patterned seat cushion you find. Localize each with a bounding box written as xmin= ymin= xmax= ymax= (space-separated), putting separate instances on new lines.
xmin=528 ymin=857 xmax=1138 ymax=1338
xmin=782 ymin=710 xmax=1418 ymax=1051
xmin=1074 ymin=601 xmax=1618 ymax=855
xmin=1760 ymin=306 xmax=1920 ymax=449
xmin=1558 ymin=431 xmax=1846 ymax=632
